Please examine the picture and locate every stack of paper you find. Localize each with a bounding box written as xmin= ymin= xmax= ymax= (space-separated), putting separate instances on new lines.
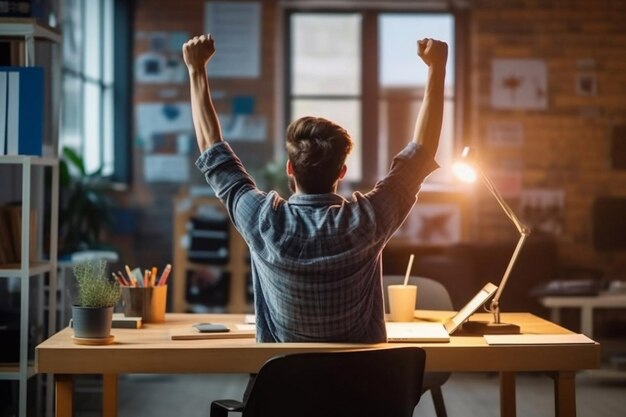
xmin=484 ymin=334 xmax=595 ymax=345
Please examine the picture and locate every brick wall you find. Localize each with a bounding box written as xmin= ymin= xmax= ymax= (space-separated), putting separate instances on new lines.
xmin=469 ymin=0 xmax=626 ymax=277
xmin=125 ymin=0 xmax=626 ymax=280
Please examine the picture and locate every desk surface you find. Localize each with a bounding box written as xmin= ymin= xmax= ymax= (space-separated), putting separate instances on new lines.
xmin=36 ymin=312 xmax=600 ymax=375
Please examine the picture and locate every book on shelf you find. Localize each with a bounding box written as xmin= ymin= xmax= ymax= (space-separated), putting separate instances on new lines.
xmin=0 ymin=207 xmax=15 ymax=264
xmin=0 ymin=204 xmax=37 ymax=265
xmin=0 ymin=66 xmax=44 ymax=156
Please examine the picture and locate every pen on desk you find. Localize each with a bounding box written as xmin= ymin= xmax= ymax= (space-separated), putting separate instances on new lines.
xmin=144 ymin=269 xmax=151 ymax=287
xmin=157 ymin=264 xmax=172 ymax=286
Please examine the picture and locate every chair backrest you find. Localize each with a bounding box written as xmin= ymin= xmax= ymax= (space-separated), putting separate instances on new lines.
xmin=383 ymin=275 xmax=453 ymax=312
xmin=244 ymin=347 xmax=426 ymax=417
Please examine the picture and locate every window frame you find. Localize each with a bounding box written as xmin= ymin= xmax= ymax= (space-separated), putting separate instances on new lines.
xmin=60 ymin=0 xmax=132 ymax=184
xmin=283 ymin=5 xmax=468 ymax=191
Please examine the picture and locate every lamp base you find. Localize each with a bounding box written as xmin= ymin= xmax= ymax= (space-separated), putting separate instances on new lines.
xmin=462 ymin=320 xmax=521 ymax=335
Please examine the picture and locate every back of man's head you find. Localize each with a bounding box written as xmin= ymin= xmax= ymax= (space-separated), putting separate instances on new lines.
xmin=286 ymin=116 xmax=353 ymax=194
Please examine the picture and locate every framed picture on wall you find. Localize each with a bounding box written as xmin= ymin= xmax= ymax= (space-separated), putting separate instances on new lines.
xmin=576 ymin=73 xmax=597 ymax=96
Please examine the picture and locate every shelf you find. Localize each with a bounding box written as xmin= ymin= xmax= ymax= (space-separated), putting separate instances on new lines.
xmin=0 ymin=363 xmax=36 ymax=380
xmin=173 ymin=195 xmax=250 ymax=313
xmin=0 ymin=261 xmax=55 ymax=278
xmin=0 ymin=155 xmax=58 ymax=166
xmin=0 ymin=18 xmax=61 ymax=417
xmin=0 ymin=18 xmax=61 ymax=44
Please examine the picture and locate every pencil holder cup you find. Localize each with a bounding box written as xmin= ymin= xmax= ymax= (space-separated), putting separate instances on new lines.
xmin=121 ymin=286 xmax=167 ymax=323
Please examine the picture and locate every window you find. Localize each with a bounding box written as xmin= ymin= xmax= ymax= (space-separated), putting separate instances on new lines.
xmin=287 ymin=9 xmax=457 ymax=187
xmin=289 ymin=14 xmax=363 ymax=181
xmin=60 ymin=0 xmax=131 ymax=182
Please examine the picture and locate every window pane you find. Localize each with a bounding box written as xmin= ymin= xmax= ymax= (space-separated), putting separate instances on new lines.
xmin=102 ymin=88 xmax=114 ymax=176
xmin=379 ymin=14 xmax=454 ymax=87
xmin=291 ymin=99 xmax=361 ymax=182
xmin=102 ymin=0 xmax=114 ymax=84
xmin=61 ymin=75 xmax=82 ymax=150
xmin=84 ymin=0 xmax=101 ymax=80
xmin=291 ymin=14 xmax=361 ymax=96
xmin=83 ymin=82 xmax=101 ymax=173
xmin=379 ymin=13 xmax=455 ymax=185
xmin=62 ymin=0 xmax=82 ymax=71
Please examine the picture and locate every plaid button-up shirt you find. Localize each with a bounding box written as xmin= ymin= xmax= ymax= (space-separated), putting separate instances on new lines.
xmin=196 ymin=141 xmax=437 ymax=343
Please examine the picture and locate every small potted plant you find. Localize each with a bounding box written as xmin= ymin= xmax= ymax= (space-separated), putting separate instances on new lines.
xmin=71 ymin=259 xmax=121 ymax=344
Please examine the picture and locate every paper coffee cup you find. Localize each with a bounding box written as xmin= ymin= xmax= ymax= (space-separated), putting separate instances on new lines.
xmin=388 ymin=284 xmax=418 ymax=322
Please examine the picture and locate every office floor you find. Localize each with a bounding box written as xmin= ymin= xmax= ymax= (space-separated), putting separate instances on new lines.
xmin=72 ymin=371 xmax=626 ymax=417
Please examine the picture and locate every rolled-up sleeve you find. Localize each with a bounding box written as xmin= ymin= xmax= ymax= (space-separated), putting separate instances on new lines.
xmin=365 ymin=142 xmax=439 ymax=237
xmin=195 ymin=142 xmax=264 ymax=233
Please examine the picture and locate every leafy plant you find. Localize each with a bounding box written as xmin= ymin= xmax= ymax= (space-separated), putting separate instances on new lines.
xmin=59 ymin=146 xmax=115 ymax=255
xmin=73 ymin=259 xmax=121 ymax=308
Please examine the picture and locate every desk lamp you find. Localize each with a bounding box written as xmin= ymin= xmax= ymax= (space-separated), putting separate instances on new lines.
xmin=452 ymin=146 xmax=531 ymax=334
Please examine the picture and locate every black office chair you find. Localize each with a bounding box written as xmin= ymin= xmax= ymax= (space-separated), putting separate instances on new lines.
xmin=210 ymin=347 xmax=426 ymax=417
xmin=384 ymin=275 xmax=453 ymax=417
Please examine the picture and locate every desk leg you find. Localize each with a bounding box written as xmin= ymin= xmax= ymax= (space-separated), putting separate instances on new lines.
xmin=550 ymin=371 xmax=577 ymax=417
xmin=55 ymin=374 xmax=73 ymax=417
xmin=103 ymin=374 xmax=119 ymax=417
xmin=550 ymin=307 xmax=561 ymax=324
xmin=500 ymin=372 xmax=516 ymax=417
xmin=580 ymin=306 xmax=593 ymax=337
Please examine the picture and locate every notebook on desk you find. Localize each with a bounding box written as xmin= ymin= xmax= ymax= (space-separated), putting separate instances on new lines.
xmin=386 ymin=282 xmax=498 ymax=343
xmin=170 ymin=323 xmax=256 ymax=340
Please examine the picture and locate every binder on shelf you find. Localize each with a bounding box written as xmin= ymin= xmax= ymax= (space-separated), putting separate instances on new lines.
xmin=0 ymin=1 xmax=49 ymax=18
xmin=0 ymin=72 xmax=6 ymax=155
xmin=0 ymin=66 xmax=44 ymax=156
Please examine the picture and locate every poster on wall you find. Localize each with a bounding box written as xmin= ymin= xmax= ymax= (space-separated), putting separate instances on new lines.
xmin=489 ymin=168 xmax=523 ymax=199
xmin=204 ymin=2 xmax=261 ymax=78
xmin=491 ymin=59 xmax=548 ymax=110
xmin=135 ymin=31 xmax=189 ymax=84
xmin=218 ymin=95 xmax=267 ymax=142
xmin=519 ymin=188 xmax=565 ymax=236
xmin=136 ymin=102 xmax=194 ymax=182
xmin=394 ymin=203 xmax=462 ymax=246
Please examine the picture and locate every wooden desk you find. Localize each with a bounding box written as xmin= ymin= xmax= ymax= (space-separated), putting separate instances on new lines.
xmin=36 ymin=312 xmax=600 ymax=417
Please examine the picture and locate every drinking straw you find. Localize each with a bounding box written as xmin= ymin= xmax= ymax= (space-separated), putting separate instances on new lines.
xmin=403 ymin=254 xmax=415 ymax=286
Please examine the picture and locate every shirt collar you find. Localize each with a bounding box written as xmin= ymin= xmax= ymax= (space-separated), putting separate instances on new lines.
xmin=287 ymin=193 xmax=347 ymax=206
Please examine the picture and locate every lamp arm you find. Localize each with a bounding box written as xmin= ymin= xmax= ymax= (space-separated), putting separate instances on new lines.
xmin=480 ymin=172 xmax=530 ymax=236
xmin=478 ymin=169 xmax=531 ymax=324
xmin=488 ymin=233 xmax=530 ymax=322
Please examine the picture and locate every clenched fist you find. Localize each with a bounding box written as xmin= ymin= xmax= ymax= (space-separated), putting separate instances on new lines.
xmin=417 ymin=38 xmax=448 ymax=69
xmin=182 ymin=34 xmax=216 ymax=70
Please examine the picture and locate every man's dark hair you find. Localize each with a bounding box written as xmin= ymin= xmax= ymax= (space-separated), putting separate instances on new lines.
xmin=286 ymin=116 xmax=353 ymax=194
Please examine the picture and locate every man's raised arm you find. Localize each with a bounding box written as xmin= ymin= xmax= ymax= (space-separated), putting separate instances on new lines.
xmin=183 ymin=34 xmax=223 ymax=152
xmin=412 ymin=38 xmax=448 ymax=160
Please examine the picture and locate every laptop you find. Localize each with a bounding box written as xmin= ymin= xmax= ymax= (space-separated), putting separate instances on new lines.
xmin=386 ymin=282 xmax=498 ymax=343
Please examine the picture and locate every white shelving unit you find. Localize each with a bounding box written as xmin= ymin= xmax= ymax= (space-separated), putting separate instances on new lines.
xmin=0 ymin=157 xmax=59 ymax=417
xmin=0 ymin=18 xmax=61 ymax=417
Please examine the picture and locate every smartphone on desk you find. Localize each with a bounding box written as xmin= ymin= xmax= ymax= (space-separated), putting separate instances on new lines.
xmin=193 ymin=323 xmax=230 ymax=333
